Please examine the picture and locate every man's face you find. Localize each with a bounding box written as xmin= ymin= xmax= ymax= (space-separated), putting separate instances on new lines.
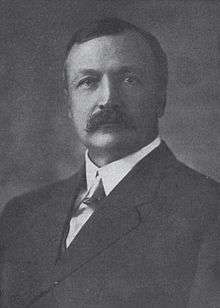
xmin=65 ymin=30 xmax=165 ymax=157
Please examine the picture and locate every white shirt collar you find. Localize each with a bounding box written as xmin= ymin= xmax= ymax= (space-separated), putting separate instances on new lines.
xmin=85 ymin=137 xmax=161 ymax=196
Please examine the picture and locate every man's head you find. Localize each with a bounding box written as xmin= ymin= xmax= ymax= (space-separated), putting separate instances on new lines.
xmin=64 ymin=17 xmax=168 ymax=165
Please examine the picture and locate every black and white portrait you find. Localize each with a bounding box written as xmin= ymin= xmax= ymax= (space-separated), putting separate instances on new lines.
xmin=0 ymin=1 xmax=219 ymax=307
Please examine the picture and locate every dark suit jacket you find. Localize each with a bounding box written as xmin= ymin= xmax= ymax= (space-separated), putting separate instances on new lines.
xmin=0 ymin=142 xmax=220 ymax=308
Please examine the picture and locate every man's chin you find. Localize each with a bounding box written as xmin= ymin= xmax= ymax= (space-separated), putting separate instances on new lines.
xmin=86 ymin=129 xmax=135 ymax=150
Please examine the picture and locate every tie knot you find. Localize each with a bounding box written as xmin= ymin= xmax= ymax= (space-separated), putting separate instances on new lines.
xmin=83 ymin=173 xmax=106 ymax=205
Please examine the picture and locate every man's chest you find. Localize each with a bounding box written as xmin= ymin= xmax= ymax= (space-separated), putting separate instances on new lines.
xmin=1 ymin=213 xmax=202 ymax=308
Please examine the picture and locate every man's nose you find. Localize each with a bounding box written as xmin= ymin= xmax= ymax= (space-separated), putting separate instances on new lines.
xmin=98 ymin=76 xmax=120 ymax=109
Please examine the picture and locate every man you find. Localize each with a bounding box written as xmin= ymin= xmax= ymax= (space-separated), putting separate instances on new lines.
xmin=0 ymin=18 xmax=219 ymax=308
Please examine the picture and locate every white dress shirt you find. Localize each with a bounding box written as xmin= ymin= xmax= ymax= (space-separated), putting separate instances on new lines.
xmin=86 ymin=137 xmax=161 ymax=196
xmin=66 ymin=137 xmax=161 ymax=247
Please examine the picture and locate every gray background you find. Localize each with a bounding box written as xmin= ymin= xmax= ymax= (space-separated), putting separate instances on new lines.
xmin=0 ymin=0 xmax=219 ymax=211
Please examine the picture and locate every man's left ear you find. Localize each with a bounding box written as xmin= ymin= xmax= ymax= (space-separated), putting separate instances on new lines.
xmin=64 ymin=88 xmax=73 ymax=119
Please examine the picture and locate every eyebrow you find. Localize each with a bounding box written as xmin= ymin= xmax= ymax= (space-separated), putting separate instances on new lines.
xmin=70 ymin=65 xmax=146 ymax=83
xmin=77 ymin=69 xmax=99 ymax=76
xmin=117 ymin=66 xmax=144 ymax=74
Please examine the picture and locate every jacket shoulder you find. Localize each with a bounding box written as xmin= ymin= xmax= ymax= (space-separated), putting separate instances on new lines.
xmin=167 ymin=160 xmax=220 ymax=197
xmin=161 ymin=158 xmax=220 ymax=227
xmin=0 ymin=175 xmax=76 ymax=237
xmin=154 ymin=141 xmax=219 ymax=200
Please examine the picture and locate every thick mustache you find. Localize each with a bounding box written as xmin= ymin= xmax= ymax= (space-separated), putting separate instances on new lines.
xmin=86 ymin=108 xmax=135 ymax=132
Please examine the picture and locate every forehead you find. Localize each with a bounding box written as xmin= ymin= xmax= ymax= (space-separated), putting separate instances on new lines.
xmin=66 ymin=31 xmax=156 ymax=74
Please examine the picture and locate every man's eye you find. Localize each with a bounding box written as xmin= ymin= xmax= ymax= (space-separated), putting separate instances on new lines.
xmin=123 ymin=75 xmax=139 ymax=85
xmin=78 ymin=77 xmax=97 ymax=88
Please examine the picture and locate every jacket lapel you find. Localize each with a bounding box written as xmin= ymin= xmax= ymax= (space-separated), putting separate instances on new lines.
xmin=51 ymin=142 xmax=176 ymax=282
xmin=1 ymin=168 xmax=87 ymax=308
xmin=31 ymin=167 xmax=85 ymax=263
xmin=30 ymin=142 xmax=177 ymax=305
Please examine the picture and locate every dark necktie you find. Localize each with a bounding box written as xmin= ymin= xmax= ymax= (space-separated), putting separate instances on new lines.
xmin=65 ymin=172 xmax=106 ymax=248
xmin=75 ymin=172 xmax=106 ymax=212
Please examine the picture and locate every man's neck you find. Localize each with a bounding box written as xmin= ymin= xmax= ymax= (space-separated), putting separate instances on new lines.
xmin=87 ymin=149 xmax=129 ymax=168
xmin=85 ymin=137 xmax=161 ymax=196
xmin=87 ymin=137 xmax=159 ymax=168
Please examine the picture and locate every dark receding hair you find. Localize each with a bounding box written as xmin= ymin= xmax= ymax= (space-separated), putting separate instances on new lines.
xmin=64 ymin=17 xmax=168 ymax=93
